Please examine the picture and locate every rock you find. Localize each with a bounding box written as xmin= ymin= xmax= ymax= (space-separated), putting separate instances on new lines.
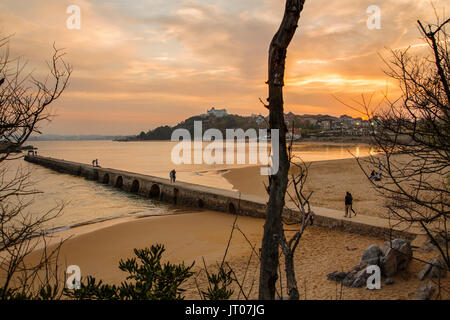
xmin=392 ymin=239 xmax=413 ymax=270
xmin=359 ymin=244 xmax=382 ymax=267
xmin=418 ymin=258 xmax=447 ymax=281
xmin=380 ymin=242 xmax=390 ymax=256
xmin=342 ymin=270 xmax=357 ymax=287
xmin=418 ymin=263 xmax=433 ymax=281
xmin=429 ymin=258 xmax=447 ymax=279
xmin=380 ymin=250 xmax=398 ymax=277
xmin=335 ymin=269 xmax=370 ymax=288
xmin=380 ymin=239 xmax=413 ymax=276
xmin=420 ymin=242 xmax=438 ymax=253
xmin=385 ymin=277 xmax=394 ymax=285
xmin=327 ymin=271 xmax=349 ymax=282
xmin=350 ymin=269 xmax=370 ymax=288
xmin=417 ymin=281 xmax=435 ymax=300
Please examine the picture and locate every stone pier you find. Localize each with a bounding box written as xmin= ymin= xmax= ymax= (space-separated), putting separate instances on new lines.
xmin=24 ymin=155 xmax=421 ymax=240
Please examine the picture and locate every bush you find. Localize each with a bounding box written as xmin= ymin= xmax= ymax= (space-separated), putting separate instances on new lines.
xmin=64 ymin=244 xmax=194 ymax=300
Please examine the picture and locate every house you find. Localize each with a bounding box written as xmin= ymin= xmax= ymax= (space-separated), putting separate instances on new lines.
xmin=255 ymin=115 xmax=266 ymax=125
xmin=284 ymin=112 xmax=297 ymax=127
xmin=317 ymin=115 xmax=338 ymax=130
xmin=286 ymin=128 xmax=302 ymax=140
xmin=206 ymin=107 xmax=228 ymax=118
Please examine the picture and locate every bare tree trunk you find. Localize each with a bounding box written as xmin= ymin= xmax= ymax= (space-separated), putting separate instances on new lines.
xmin=259 ymin=0 xmax=305 ymax=300
xmin=284 ymin=252 xmax=299 ymax=300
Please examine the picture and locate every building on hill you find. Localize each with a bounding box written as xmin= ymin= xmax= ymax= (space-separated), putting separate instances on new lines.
xmin=251 ymin=114 xmax=266 ymax=125
xmin=206 ymin=107 xmax=228 ymax=118
xmin=255 ymin=115 xmax=266 ymax=125
xmin=317 ymin=115 xmax=338 ymax=130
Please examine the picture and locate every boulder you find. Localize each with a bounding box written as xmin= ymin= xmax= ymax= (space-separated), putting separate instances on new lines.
xmin=359 ymin=244 xmax=382 ymax=268
xmin=392 ymin=239 xmax=413 ymax=270
xmin=327 ymin=271 xmax=349 ymax=282
xmin=380 ymin=250 xmax=398 ymax=277
xmin=380 ymin=242 xmax=390 ymax=256
xmin=380 ymin=239 xmax=412 ymax=276
xmin=428 ymin=258 xmax=447 ymax=279
xmin=418 ymin=258 xmax=447 ymax=281
xmin=342 ymin=270 xmax=358 ymax=287
xmin=417 ymin=281 xmax=435 ymax=300
xmin=350 ymin=269 xmax=370 ymax=288
xmin=385 ymin=277 xmax=394 ymax=285
xmin=418 ymin=263 xmax=432 ymax=281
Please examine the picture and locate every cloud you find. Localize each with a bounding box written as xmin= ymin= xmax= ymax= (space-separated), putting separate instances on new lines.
xmin=0 ymin=0 xmax=446 ymax=134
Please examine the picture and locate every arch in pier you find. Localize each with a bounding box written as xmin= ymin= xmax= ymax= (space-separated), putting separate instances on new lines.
xmin=228 ymin=202 xmax=237 ymax=214
xmin=198 ymin=199 xmax=204 ymax=209
xmin=149 ymin=184 xmax=160 ymax=199
xmin=93 ymin=171 xmax=99 ymax=181
xmin=173 ymin=188 xmax=179 ymax=204
xmin=115 ymin=176 xmax=123 ymax=189
xmin=131 ymin=180 xmax=140 ymax=193
xmin=103 ymin=173 xmax=110 ymax=184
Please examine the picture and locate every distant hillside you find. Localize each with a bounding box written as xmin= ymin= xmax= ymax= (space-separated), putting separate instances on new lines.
xmin=130 ymin=109 xmax=372 ymax=141
xmin=28 ymin=134 xmax=130 ymax=141
xmin=134 ymin=114 xmax=268 ymax=141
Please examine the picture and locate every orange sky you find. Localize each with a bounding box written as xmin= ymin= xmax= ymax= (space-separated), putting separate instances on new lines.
xmin=0 ymin=0 xmax=445 ymax=135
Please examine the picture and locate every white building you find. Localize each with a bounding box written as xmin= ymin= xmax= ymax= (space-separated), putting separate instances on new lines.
xmin=207 ymin=107 xmax=228 ymax=118
xmin=255 ymin=115 xmax=266 ymax=125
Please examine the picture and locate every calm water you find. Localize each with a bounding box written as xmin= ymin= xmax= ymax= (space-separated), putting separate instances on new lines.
xmin=6 ymin=140 xmax=374 ymax=231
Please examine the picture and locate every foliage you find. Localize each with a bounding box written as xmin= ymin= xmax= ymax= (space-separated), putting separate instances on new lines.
xmin=64 ymin=244 xmax=195 ymax=300
xmin=201 ymin=265 xmax=234 ymax=300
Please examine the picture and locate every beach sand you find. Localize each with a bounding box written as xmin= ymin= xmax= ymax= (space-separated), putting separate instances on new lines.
xmin=223 ymin=157 xmax=386 ymax=218
xmin=22 ymin=209 xmax=449 ymax=300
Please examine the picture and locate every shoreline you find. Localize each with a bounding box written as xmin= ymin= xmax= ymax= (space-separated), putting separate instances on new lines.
xmin=26 ymin=151 xmax=377 ymax=240
xmin=222 ymin=156 xmax=385 ymax=218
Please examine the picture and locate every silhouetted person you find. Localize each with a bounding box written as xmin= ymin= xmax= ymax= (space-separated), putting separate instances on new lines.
xmin=344 ymin=192 xmax=353 ymax=218
xmin=378 ymin=164 xmax=383 ymax=181
xmin=369 ymin=170 xmax=377 ymax=181
xmin=170 ymin=169 xmax=176 ymax=183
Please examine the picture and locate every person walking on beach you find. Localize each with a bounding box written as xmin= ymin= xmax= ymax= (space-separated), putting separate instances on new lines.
xmin=378 ymin=164 xmax=383 ymax=181
xmin=170 ymin=169 xmax=176 ymax=183
xmin=92 ymin=159 xmax=100 ymax=167
xmin=370 ymin=170 xmax=380 ymax=181
xmin=344 ymin=192 xmax=353 ymax=218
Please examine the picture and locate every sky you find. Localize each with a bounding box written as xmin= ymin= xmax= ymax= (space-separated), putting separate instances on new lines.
xmin=0 ymin=0 xmax=446 ymax=135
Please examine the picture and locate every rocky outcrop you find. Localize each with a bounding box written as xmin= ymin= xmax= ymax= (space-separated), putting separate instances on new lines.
xmin=359 ymin=244 xmax=383 ymax=267
xmin=327 ymin=239 xmax=413 ymax=289
xmin=418 ymin=258 xmax=447 ymax=281
xmin=417 ymin=281 xmax=436 ymax=300
xmin=379 ymin=239 xmax=412 ymax=277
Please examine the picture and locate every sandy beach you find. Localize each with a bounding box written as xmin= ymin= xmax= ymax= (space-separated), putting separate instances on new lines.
xmin=22 ymin=208 xmax=449 ymax=300
xmin=6 ymin=150 xmax=446 ymax=300
xmin=223 ymin=157 xmax=386 ymax=218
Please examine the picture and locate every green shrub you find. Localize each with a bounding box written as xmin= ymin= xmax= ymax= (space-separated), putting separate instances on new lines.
xmin=64 ymin=244 xmax=194 ymax=300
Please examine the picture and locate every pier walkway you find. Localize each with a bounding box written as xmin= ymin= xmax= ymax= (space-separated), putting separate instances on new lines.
xmin=24 ymin=155 xmax=422 ymax=240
